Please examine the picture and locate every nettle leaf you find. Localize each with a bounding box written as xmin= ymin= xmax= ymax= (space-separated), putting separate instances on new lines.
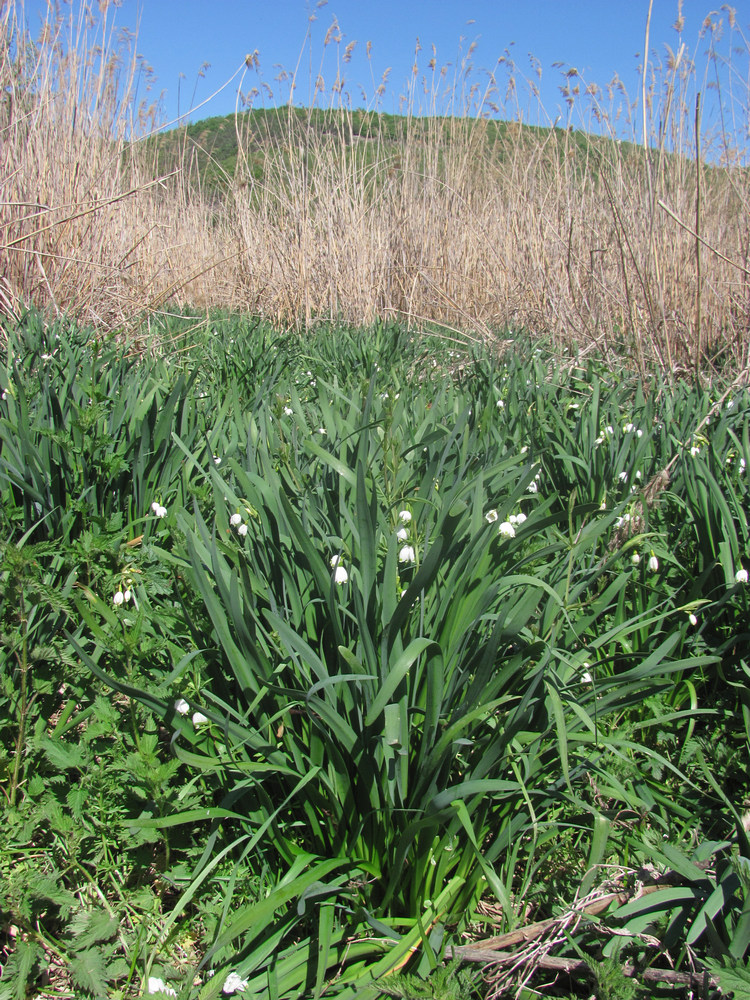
xmin=66 ymin=782 xmax=88 ymax=822
xmin=0 ymin=938 xmax=42 ymax=1000
xmin=69 ymin=946 xmax=112 ymax=996
xmin=68 ymin=907 xmax=119 ymax=948
xmin=37 ymin=735 xmax=86 ymax=772
xmin=28 ymin=875 xmax=77 ymax=919
xmin=703 ymin=957 xmax=750 ymax=999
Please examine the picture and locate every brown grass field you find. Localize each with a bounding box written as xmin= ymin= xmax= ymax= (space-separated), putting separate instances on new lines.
xmin=2 ymin=0 xmax=750 ymax=374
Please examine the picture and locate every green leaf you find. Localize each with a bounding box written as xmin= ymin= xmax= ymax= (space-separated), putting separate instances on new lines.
xmin=69 ymin=908 xmax=119 ymax=948
xmin=69 ymin=947 xmax=112 ymax=996
xmin=364 ymin=638 xmax=439 ymax=726
xmin=703 ymin=958 xmax=750 ymax=999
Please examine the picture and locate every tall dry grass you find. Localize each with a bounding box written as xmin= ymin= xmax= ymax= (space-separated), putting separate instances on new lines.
xmin=0 ymin=0 xmax=241 ymax=327
xmin=2 ymin=0 xmax=750 ymax=371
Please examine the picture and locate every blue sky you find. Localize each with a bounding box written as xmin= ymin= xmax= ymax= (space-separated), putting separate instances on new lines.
xmin=21 ymin=1 xmax=750 ymax=145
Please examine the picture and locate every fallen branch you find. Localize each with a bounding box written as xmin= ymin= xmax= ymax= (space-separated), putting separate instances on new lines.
xmin=445 ymin=869 xmax=719 ymax=997
xmin=460 ymin=879 xmax=690 ymax=956
xmin=445 ymin=946 xmax=719 ymax=990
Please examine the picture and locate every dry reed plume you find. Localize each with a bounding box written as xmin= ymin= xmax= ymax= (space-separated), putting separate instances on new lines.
xmin=2 ymin=0 xmax=750 ymax=371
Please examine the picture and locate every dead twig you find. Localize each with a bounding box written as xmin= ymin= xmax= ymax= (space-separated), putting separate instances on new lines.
xmin=444 ymin=947 xmax=719 ymax=991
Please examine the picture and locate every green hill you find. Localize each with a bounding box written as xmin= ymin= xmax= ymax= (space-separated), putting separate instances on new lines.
xmin=146 ymin=105 xmax=646 ymax=197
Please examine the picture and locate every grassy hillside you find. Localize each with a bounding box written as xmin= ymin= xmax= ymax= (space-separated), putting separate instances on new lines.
xmin=148 ymin=106 xmax=643 ymax=196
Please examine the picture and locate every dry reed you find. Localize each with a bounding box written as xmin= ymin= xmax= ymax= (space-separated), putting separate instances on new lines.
xmin=2 ymin=0 xmax=750 ymax=371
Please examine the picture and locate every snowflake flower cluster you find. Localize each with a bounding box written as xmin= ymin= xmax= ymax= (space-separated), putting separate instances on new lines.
xmin=174 ymin=698 xmax=209 ymax=728
xmin=623 ymin=422 xmax=643 ymax=438
xmin=395 ymin=510 xmax=416 ymax=563
xmin=496 ymin=511 xmax=527 ymax=539
xmin=230 ymin=509 xmax=249 ymax=537
xmin=330 ymin=553 xmax=349 ymax=585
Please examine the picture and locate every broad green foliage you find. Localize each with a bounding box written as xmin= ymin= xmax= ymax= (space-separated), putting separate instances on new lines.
xmin=0 ymin=312 xmax=749 ymax=997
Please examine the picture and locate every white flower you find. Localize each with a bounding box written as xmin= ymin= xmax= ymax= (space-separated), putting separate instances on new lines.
xmin=688 ymin=613 xmax=698 ymax=626
xmin=223 ymin=972 xmax=249 ymax=994
xmin=690 ymin=446 xmax=700 ymax=457
xmin=527 ymin=480 xmax=538 ymax=494
xmin=398 ymin=544 xmax=416 ymax=564
xmin=615 ymin=513 xmax=631 ymax=529
xmin=396 ymin=527 xmax=408 ymax=542
xmin=317 ymin=428 xmax=326 ymax=435
xmin=631 ymin=552 xmax=641 ymax=566
xmin=214 ymin=455 xmax=222 ymax=465
xmin=237 ymin=523 xmax=248 ymax=537
xmin=618 ymin=471 xmax=628 ymax=483
xmin=736 ymin=568 xmax=749 ymax=584
xmin=581 ymin=664 xmax=593 ymax=684
xmin=648 ymin=554 xmax=659 ymax=572
xmin=514 ymin=512 xmax=527 ymax=524
xmin=283 ymin=406 xmax=293 ymax=416
xmin=498 ymin=521 xmax=515 ymax=538
xmin=174 ymin=698 xmax=190 ymax=715
xmin=496 ymin=399 xmax=504 ymax=409
xmin=330 ymin=554 xmax=342 ymax=568
xmin=606 ymin=425 xmax=614 ymax=436
xmin=740 ymin=458 xmax=747 ymax=473
xmin=192 ymin=711 xmax=209 ymax=726
xmin=230 ymin=512 xmax=242 ymax=527
xmin=485 ymin=509 xmax=499 ymax=523
xmin=147 ymin=978 xmax=177 ymax=997
xmin=123 ymin=589 xmax=132 ymax=602
xmin=151 ymin=501 xmax=167 ymax=518
xmin=398 ymin=510 xmax=412 ymax=523
xmin=623 ymin=422 xmax=635 ymax=433
xmin=334 ymin=565 xmax=349 ymax=585
xmin=520 ymin=445 xmax=528 ymax=455
xmin=113 ymin=591 xmax=125 ymax=606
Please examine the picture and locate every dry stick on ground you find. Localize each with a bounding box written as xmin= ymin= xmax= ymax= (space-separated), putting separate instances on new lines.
xmin=445 ymin=948 xmax=719 ymax=992
xmin=445 ymin=877 xmax=720 ymax=996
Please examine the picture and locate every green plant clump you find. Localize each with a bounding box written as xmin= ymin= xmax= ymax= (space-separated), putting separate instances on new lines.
xmin=0 ymin=311 xmax=749 ymax=998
